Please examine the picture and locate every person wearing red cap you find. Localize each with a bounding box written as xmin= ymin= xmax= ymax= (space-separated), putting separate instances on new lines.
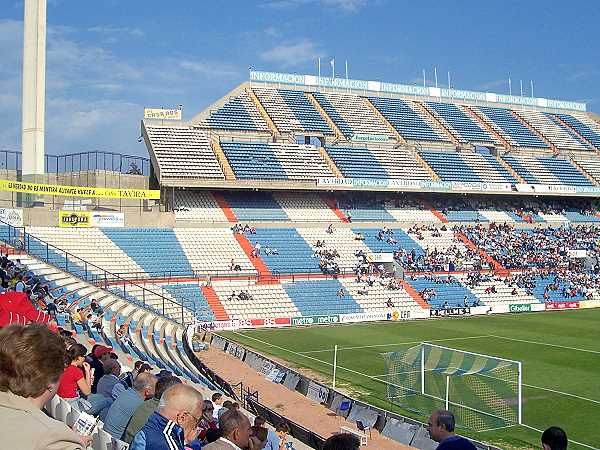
xmin=89 ymin=345 xmax=114 ymax=394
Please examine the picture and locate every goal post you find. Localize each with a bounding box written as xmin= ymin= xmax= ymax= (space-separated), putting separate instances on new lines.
xmin=382 ymin=342 xmax=522 ymax=432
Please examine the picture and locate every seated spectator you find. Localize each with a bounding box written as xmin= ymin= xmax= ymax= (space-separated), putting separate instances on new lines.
xmin=337 ymin=288 xmax=345 ymax=298
xmin=90 ymin=299 xmax=103 ymax=316
xmin=89 ymin=344 xmax=115 ymax=394
xmin=322 ymin=433 xmax=360 ymax=450
xmin=273 ymin=423 xmax=290 ymax=450
xmin=57 ymin=343 xmax=93 ymax=403
xmin=97 ymin=359 xmax=122 ymax=398
xmin=386 ymin=298 xmax=395 ymax=308
xmin=542 ymin=426 xmax=568 ymax=450
xmin=46 ymin=300 xmax=58 ymax=320
xmin=427 ymin=410 xmax=476 ymax=450
xmin=217 ymin=400 xmax=233 ymax=419
xmin=254 ymin=416 xmax=290 ymax=450
xmin=203 ymin=409 xmax=252 ymax=450
xmin=116 ymin=361 xmax=152 ymax=397
xmin=249 ymin=426 xmax=268 ymax=450
xmin=103 ymin=371 xmax=157 ymax=440
xmin=198 ymin=399 xmax=218 ymax=442
xmin=131 ymin=383 xmax=204 ymax=450
xmin=123 ymin=375 xmax=182 ymax=444
xmin=0 ymin=324 xmax=89 ymax=449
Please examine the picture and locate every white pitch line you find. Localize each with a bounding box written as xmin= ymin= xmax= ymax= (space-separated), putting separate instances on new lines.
xmin=490 ymin=335 xmax=600 ymax=355
xmin=523 ymin=383 xmax=600 ymax=405
xmin=232 ymin=331 xmax=600 ymax=449
xmin=298 ymin=334 xmax=493 ymax=354
xmin=522 ymin=424 xmax=599 ymax=450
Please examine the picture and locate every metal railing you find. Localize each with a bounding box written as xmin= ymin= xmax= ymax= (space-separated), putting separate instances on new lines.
xmin=0 ymin=149 xmax=150 ymax=176
xmin=0 ymin=220 xmax=199 ymax=325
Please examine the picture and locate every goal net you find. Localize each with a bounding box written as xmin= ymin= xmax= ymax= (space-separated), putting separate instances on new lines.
xmin=382 ymin=343 xmax=522 ymax=432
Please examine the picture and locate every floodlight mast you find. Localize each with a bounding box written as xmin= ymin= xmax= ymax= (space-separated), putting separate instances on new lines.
xmin=22 ymin=0 xmax=47 ymax=178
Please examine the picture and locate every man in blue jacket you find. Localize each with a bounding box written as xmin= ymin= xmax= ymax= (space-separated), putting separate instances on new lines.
xmin=131 ymin=384 xmax=204 ymax=450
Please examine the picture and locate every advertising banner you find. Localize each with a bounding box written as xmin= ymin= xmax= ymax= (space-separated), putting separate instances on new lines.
xmin=307 ymin=381 xmax=330 ymax=404
xmin=339 ymin=312 xmax=388 ymax=323
xmin=59 ymin=211 xmax=91 ymax=228
xmin=0 ymin=208 xmax=23 ymax=227
xmin=0 ymin=179 xmax=160 ymax=199
xmin=545 ymin=301 xmax=580 ymax=311
xmin=386 ymin=310 xmax=413 ymax=321
xmin=579 ymin=300 xmax=600 ymax=309
xmin=350 ymin=133 xmax=390 ymax=143
xmin=509 ymin=304 xmax=532 ymax=313
xmin=90 ymin=212 xmax=125 ymax=228
xmin=249 ymin=71 xmax=585 ymax=111
xmin=237 ymin=317 xmax=291 ymax=329
xmin=430 ymin=307 xmax=471 ymax=317
xmin=291 ymin=315 xmax=340 ymax=326
xmin=143 ymin=107 xmax=182 ymax=120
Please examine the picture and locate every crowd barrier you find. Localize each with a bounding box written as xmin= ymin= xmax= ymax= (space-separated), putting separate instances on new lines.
xmin=201 ymin=332 xmax=501 ymax=450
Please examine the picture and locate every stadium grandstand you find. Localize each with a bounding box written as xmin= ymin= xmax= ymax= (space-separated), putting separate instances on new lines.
xmin=0 ymin=37 xmax=600 ymax=449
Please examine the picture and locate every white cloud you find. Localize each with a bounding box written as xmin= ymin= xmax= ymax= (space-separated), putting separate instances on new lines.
xmin=477 ymin=79 xmax=509 ymax=91
xmin=0 ymin=19 xmax=244 ymax=157
xmin=179 ymin=60 xmax=241 ymax=79
xmin=260 ymin=39 xmax=325 ymax=68
xmin=87 ymin=26 xmax=145 ymax=38
xmin=321 ymin=0 xmax=366 ymax=12
xmin=263 ymin=26 xmax=281 ymax=38
xmin=261 ymin=0 xmax=366 ymax=12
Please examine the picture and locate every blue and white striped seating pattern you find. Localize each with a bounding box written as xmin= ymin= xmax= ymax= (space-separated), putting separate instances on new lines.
xmin=254 ymin=88 xmax=333 ymax=134
xmin=425 ymin=102 xmax=498 ymax=145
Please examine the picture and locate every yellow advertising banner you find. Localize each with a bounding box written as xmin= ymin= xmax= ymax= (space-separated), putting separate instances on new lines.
xmin=579 ymin=300 xmax=600 ymax=309
xmin=59 ymin=211 xmax=91 ymax=228
xmin=0 ymin=180 xmax=160 ymax=199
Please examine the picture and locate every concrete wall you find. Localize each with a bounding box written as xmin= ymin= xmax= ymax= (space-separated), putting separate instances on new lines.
xmin=21 ymin=208 xmax=175 ymax=228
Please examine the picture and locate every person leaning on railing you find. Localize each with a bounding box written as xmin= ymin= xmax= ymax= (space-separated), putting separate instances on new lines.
xmin=0 ymin=323 xmax=91 ymax=449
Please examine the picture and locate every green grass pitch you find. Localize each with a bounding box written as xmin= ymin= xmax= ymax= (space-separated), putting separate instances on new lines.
xmin=221 ymin=309 xmax=600 ymax=449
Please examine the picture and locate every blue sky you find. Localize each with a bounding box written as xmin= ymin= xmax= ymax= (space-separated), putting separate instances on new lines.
xmin=1 ymin=0 xmax=599 ymax=157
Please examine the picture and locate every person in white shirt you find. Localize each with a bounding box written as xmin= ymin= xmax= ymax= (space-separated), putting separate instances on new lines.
xmin=211 ymin=392 xmax=223 ymax=419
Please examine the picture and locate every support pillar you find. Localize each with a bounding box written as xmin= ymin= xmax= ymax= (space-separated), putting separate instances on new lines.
xmin=21 ymin=0 xmax=46 ymax=182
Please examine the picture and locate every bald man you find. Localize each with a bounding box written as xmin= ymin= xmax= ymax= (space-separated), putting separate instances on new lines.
xmin=131 ymin=384 xmax=204 ymax=450
xmin=103 ymin=371 xmax=157 ymax=440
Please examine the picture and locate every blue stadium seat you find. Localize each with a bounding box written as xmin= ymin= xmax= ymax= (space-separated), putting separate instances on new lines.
xmin=352 ymin=227 xmax=424 ymax=256
xmin=245 ymin=228 xmax=318 ymax=273
xmin=477 ymin=107 xmax=548 ymax=149
xmin=325 ymin=146 xmax=388 ymax=178
xmin=553 ymin=114 xmax=600 ymax=149
xmin=205 ymin=94 xmax=268 ymax=131
xmin=102 ymin=229 xmax=194 ymax=276
xmin=221 ymin=142 xmax=288 ymax=180
xmin=283 ymin=280 xmax=364 ymax=315
xmin=425 ymin=102 xmax=496 ymax=144
xmin=163 ymin=284 xmax=216 ymax=322
xmin=407 ymin=277 xmax=480 ymax=308
xmin=502 ymin=154 xmax=593 ymax=186
xmin=368 ymin=97 xmax=449 ymax=142
xmin=223 ymin=191 xmax=289 ymax=221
